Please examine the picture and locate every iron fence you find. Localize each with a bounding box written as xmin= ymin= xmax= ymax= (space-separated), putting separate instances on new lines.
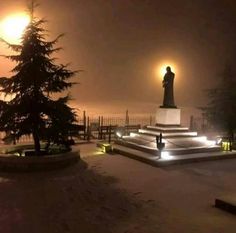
xmin=0 ymin=113 xmax=213 ymax=144
xmin=0 ymin=113 xmax=155 ymax=144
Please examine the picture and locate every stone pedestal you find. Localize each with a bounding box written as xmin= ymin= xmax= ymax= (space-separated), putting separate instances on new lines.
xmin=156 ymin=108 xmax=181 ymax=126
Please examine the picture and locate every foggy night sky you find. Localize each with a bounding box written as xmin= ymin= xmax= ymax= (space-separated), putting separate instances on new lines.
xmin=1 ymin=0 xmax=236 ymax=115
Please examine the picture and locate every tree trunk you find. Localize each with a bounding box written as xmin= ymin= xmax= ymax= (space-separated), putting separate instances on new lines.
xmin=45 ymin=139 xmax=50 ymax=154
xmin=33 ymin=131 xmax=41 ymax=155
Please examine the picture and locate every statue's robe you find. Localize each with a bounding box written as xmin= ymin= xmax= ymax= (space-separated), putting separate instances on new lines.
xmin=162 ymin=71 xmax=176 ymax=108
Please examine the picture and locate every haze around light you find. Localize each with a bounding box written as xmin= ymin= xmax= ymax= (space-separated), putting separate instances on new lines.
xmin=158 ymin=62 xmax=177 ymax=78
xmin=0 ymin=13 xmax=30 ymax=44
xmin=1 ymin=0 xmax=235 ymax=119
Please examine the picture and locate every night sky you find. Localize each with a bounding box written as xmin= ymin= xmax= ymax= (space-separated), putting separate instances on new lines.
xmin=1 ymin=0 xmax=236 ymax=114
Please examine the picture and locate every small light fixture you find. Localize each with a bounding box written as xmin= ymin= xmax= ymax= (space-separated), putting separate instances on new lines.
xmin=215 ymin=137 xmax=222 ymax=145
xmin=221 ymin=141 xmax=231 ymax=151
xmin=101 ymin=144 xmax=113 ymax=153
xmin=217 ymin=136 xmax=233 ymax=151
xmin=116 ymin=131 xmax=123 ymax=138
xmin=161 ymin=151 xmax=173 ymax=160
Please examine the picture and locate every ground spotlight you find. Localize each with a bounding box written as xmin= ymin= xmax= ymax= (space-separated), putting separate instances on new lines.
xmin=115 ymin=127 xmax=125 ymax=139
xmin=160 ymin=151 xmax=173 ymax=160
xmin=215 ymin=137 xmax=222 ymax=145
xmin=116 ymin=131 xmax=123 ymax=138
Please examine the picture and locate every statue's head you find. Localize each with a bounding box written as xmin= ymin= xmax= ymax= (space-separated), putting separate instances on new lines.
xmin=166 ymin=66 xmax=171 ymax=72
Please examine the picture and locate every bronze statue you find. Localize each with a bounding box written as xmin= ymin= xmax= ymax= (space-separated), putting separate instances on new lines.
xmin=161 ymin=66 xmax=176 ymax=108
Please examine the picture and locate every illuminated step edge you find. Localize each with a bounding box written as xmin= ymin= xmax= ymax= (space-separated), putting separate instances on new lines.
xmin=113 ymin=144 xmax=236 ymax=167
xmin=130 ymin=132 xmax=196 ymax=140
xmin=146 ymin=125 xmax=189 ymax=131
xmin=138 ymin=129 xmax=198 ymax=137
xmin=115 ymin=138 xmax=220 ymax=155
xmin=129 ymin=133 xmax=216 ymax=146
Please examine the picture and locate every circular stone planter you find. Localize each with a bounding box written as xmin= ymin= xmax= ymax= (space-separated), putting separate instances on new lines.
xmin=0 ymin=151 xmax=80 ymax=172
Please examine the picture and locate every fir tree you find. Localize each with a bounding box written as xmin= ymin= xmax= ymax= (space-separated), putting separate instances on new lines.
xmin=0 ymin=3 xmax=78 ymax=155
xmin=203 ymin=64 xmax=236 ymax=141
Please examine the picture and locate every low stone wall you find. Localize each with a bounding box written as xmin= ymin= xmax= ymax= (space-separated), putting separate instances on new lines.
xmin=0 ymin=152 xmax=80 ymax=172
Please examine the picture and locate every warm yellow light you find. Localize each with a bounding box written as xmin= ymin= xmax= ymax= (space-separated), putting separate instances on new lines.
xmin=0 ymin=13 xmax=30 ymax=44
xmin=222 ymin=141 xmax=231 ymax=151
xmin=156 ymin=62 xmax=177 ymax=78
xmin=0 ymin=93 xmax=15 ymax=102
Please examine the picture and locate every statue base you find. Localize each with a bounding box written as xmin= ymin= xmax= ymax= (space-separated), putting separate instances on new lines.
xmin=160 ymin=105 xmax=177 ymax=108
xmin=156 ymin=107 xmax=181 ymax=126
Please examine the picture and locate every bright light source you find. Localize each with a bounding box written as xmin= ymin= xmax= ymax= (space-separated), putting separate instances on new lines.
xmin=157 ymin=62 xmax=177 ymax=78
xmin=116 ymin=131 xmax=122 ymax=138
xmin=222 ymin=141 xmax=231 ymax=151
xmin=161 ymin=151 xmax=173 ymax=160
xmin=0 ymin=13 xmax=30 ymax=44
xmin=216 ymin=137 xmax=222 ymax=145
xmin=101 ymin=144 xmax=113 ymax=153
xmin=14 ymin=152 xmax=21 ymax=157
xmin=205 ymin=140 xmax=217 ymax=146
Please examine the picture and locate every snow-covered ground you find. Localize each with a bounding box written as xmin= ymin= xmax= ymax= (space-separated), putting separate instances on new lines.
xmin=83 ymin=142 xmax=236 ymax=233
xmin=0 ymin=142 xmax=235 ymax=233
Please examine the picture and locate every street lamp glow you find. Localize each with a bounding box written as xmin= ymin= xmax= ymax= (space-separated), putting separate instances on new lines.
xmin=0 ymin=13 xmax=30 ymax=44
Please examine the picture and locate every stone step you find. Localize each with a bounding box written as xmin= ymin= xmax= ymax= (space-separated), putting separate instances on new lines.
xmin=113 ymin=144 xmax=236 ymax=167
xmin=130 ymin=132 xmax=207 ymax=142
xmin=146 ymin=125 xmax=189 ymax=132
xmin=138 ymin=129 xmax=198 ymax=137
xmin=115 ymin=138 xmax=221 ymax=155
xmin=129 ymin=133 xmax=216 ymax=147
xmin=113 ymin=144 xmax=160 ymax=166
xmin=115 ymin=138 xmax=158 ymax=155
